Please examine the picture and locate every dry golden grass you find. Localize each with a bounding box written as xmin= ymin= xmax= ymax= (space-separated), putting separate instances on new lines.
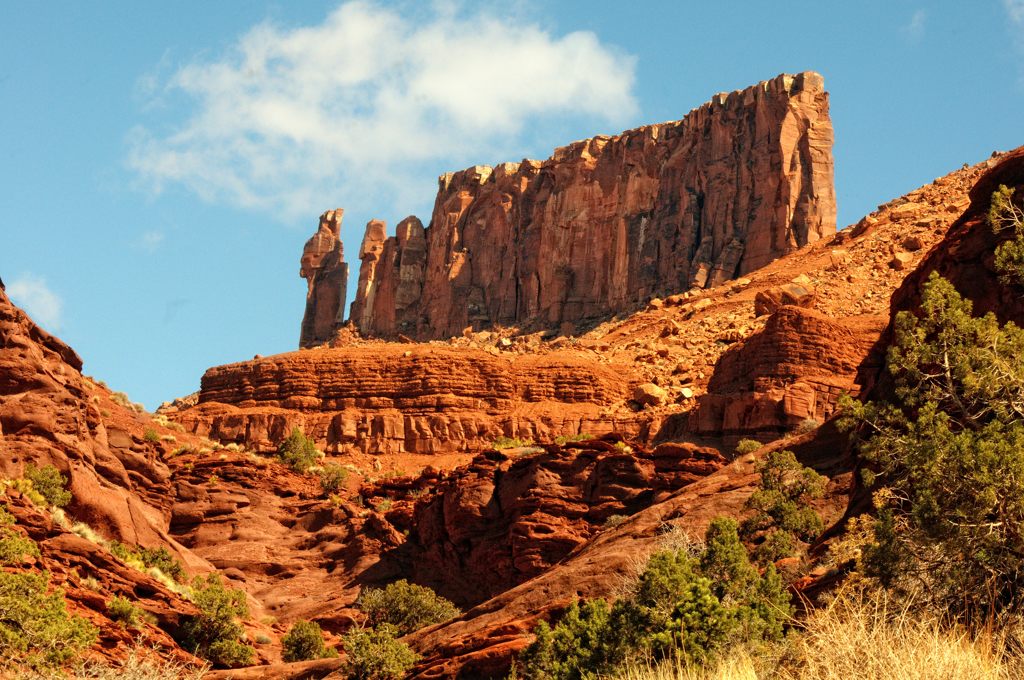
xmin=780 ymin=595 xmax=1017 ymax=680
xmin=616 ymin=592 xmax=1021 ymax=680
xmin=614 ymin=652 xmax=757 ymax=680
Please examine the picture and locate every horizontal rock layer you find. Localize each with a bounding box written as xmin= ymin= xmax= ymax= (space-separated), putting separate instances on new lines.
xmin=689 ymin=307 xmax=885 ymax=440
xmin=178 ymin=346 xmax=643 ymax=454
xmin=300 ymin=71 xmax=835 ymax=346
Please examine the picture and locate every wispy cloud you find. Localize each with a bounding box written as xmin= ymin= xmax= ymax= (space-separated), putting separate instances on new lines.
xmin=903 ymin=9 xmax=927 ymax=42
xmin=128 ymin=1 xmax=638 ymax=222
xmin=138 ymin=230 xmax=165 ymax=252
xmin=7 ymin=274 xmax=63 ymax=330
xmin=1006 ymin=0 xmax=1024 ymax=25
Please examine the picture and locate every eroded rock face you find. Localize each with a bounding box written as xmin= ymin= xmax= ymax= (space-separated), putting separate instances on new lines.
xmin=175 ymin=346 xmax=642 ymax=454
xmin=302 ymin=71 xmax=835 ymax=343
xmin=299 ymin=209 xmax=348 ymax=348
xmin=361 ymin=437 xmax=726 ymax=610
xmin=406 ymin=433 xmax=853 ymax=679
xmin=689 ymin=307 xmax=885 ymax=440
xmin=0 ymin=288 xmax=185 ymax=552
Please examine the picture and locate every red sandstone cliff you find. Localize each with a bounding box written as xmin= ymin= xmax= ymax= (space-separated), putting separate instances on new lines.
xmin=175 ymin=345 xmax=641 ymax=455
xmin=299 ymin=71 xmax=835 ymax=346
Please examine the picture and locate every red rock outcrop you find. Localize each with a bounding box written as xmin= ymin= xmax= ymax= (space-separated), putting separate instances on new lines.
xmin=689 ymin=307 xmax=885 ymax=440
xmin=0 ymin=287 xmax=199 ymax=558
xmin=174 ymin=346 xmax=643 ymax=454
xmin=379 ymin=437 xmax=725 ymax=608
xmin=405 ymin=430 xmax=854 ymax=678
xmin=302 ymin=71 xmax=835 ymax=343
xmin=299 ymin=209 xmax=348 ymax=348
xmin=861 ymin=148 xmax=1024 ymax=400
xmin=888 ymin=148 xmax=1024 ymax=331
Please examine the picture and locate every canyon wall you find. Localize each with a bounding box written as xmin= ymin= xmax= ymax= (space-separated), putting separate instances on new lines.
xmin=299 ymin=71 xmax=836 ymax=346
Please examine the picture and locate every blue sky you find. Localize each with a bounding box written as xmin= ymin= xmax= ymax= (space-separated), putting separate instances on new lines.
xmin=2 ymin=1 xmax=1023 ymax=408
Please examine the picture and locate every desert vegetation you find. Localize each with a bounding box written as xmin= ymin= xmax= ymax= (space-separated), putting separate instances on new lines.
xmin=282 ymin=620 xmax=336 ymax=661
xmin=0 ymin=505 xmax=97 ymax=669
xmin=516 ymin=517 xmax=793 ymax=678
xmin=277 ymin=427 xmax=322 ymax=473
xmin=176 ymin=574 xmax=254 ymax=667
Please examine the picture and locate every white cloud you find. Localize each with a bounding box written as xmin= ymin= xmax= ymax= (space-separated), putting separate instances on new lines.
xmin=903 ymin=9 xmax=926 ymax=42
xmin=1006 ymin=0 xmax=1024 ymax=25
xmin=128 ymin=1 xmax=638 ymax=221
xmin=138 ymin=230 xmax=165 ymax=252
xmin=7 ymin=274 xmax=63 ymax=330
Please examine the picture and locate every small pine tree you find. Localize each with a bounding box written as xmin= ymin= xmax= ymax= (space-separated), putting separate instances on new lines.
xmin=277 ymin=428 xmax=321 ymax=473
xmin=0 ymin=512 xmax=96 ymax=667
xmin=517 ymin=600 xmax=614 ymax=680
xmin=517 ymin=518 xmax=792 ymax=678
xmin=177 ymin=574 xmax=254 ymax=668
xmin=739 ymin=450 xmax=825 ymax=563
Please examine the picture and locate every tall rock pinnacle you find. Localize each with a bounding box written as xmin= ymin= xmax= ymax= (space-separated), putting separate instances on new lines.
xmin=299 ymin=209 xmax=348 ymax=347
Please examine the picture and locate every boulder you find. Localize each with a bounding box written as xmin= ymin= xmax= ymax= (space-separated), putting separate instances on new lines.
xmin=633 ymin=383 xmax=668 ymax=407
xmin=753 ymin=282 xmax=817 ymax=316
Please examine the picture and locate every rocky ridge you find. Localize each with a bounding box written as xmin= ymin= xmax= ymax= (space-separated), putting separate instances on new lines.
xmin=300 ymin=71 xmax=836 ymax=346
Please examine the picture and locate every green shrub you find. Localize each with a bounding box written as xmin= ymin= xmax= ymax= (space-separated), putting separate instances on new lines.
xmin=0 ymin=523 xmax=38 ymax=565
xmin=739 ymin=450 xmax=825 ymax=564
xmin=137 ymin=545 xmax=186 ymax=583
xmin=842 ymin=269 xmax=1024 ymax=624
xmin=357 ymin=579 xmax=461 ymax=636
xmin=143 ymin=428 xmax=160 ymax=444
xmin=796 ymin=417 xmax=820 ymax=434
xmin=493 ymin=436 xmax=534 ymax=450
xmin=603 ymin=515 xmax=627 ymax=529
xmin=107 ymin=596 xmax=144 ymax=629
xmin=341 ymin=624 xmax=419 ymax=680
xmin=0 ymin=520 xmax=96 ymax=667
xmin=319 ymin=464 xmax=349 ymax=494
xmin=735 ymin=439 xmax=762 ymax=455
xmin=518 ymin=518 xmax=792 ymax=678
xmin=176 ymin=574 xmax=254 ymax=668
xmin=277 ymin=427 xmax=320 ymax=473
xmin=518 ymin=599 xmax=614 ymax=679
xmin=23 ymin=464 xmax=71 ymax=508
xmin=282 ymin=619 xmax=336 ymax=662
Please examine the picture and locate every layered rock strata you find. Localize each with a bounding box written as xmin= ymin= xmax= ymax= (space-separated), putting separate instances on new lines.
xmin=299 ymin=71 xmax=835 ymax=345
xmin=175 ymin=346 xmax=642 ymax=454
xmin=689 ymin=308 xmax=885 ymax=440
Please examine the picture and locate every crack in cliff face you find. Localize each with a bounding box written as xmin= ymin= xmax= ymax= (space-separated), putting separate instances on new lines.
xmin=299 ymin=71 xmax=836 ymax=348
